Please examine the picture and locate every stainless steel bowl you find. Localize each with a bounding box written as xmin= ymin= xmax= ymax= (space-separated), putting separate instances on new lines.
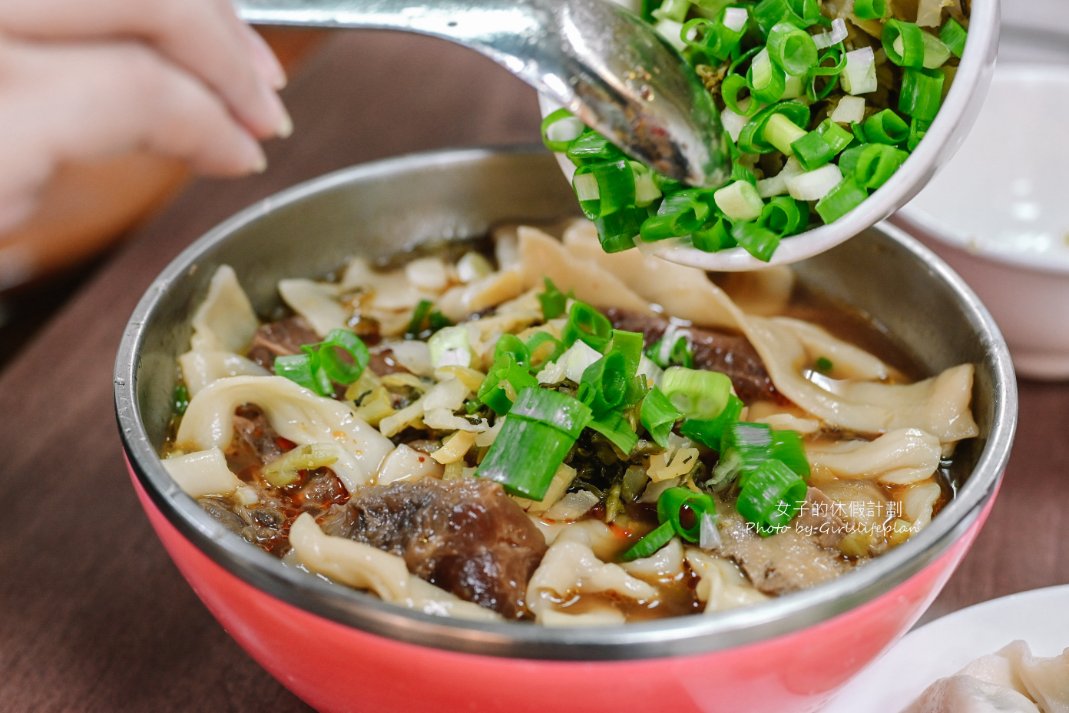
xmin=115 ymin=147 xmax=1017 ymax=711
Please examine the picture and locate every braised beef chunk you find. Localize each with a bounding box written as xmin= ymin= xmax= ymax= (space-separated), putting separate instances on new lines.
xmin=206 ymin=404 xmax=350 ymax=556
xmin=319 ymin=478 xmax=547 ymax=619
xmin=226 ymin=404 xmax=287 ymax=479
xmin=714 ymin=505 xmax=850 ymax=596
xmin=604 ymin=308 xmax=777 ymax=403
xmin=247 ymin=316 xmax=321 ymax=370
xmin=200 ymin=496 xmax=292 ymax=557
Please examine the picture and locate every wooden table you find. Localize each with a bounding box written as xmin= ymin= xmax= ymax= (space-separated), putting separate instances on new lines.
xmin=0 ymin=32 xmax=1066 ymax=712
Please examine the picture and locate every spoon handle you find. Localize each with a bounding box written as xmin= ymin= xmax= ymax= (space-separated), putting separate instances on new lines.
xmin=235 ymin=0 xmax=728 ymax=186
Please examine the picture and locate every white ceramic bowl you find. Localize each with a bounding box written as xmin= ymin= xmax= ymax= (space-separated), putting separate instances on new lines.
xmin=541 ymin=0 xmax=999 ymax=271
xmin=895 ymin=64 xmax=1069 ymax=380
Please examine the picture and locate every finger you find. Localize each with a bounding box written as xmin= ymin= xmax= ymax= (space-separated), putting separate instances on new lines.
xmin=243 ymin=25 xmax=288 ymax=91
xmin=0 ymin=0 xmax=291 ymax=140
xmin=0 ymin=40 xmax=268 ymax=188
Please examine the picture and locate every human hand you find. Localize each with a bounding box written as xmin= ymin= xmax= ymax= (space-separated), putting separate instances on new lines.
xmin=0 ymin=0 xmax=292 ymax=231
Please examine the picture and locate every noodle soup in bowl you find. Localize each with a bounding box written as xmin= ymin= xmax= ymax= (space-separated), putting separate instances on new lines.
xmin=115 ymin=148 xmax=1016 ymax=713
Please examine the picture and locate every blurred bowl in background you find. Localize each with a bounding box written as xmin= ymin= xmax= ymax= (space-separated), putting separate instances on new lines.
xmin=895 ymin=63 xmax=1069 ymax=380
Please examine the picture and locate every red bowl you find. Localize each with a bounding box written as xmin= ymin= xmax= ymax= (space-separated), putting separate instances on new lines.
xmin=115 ymin=148 xmax=1017 ymax=713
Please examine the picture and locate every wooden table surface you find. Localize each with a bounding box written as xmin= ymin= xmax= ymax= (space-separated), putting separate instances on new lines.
xmin=0 ymin=32 xmax=1066 ymax=713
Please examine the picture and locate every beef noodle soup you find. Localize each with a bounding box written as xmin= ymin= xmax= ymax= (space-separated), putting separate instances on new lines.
xmin=161 ymin=220 xmax=977 ymax=624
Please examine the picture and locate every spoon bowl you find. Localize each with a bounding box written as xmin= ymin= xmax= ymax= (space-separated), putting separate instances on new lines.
xmin=237 ymin=0 xmax=730 ymax=186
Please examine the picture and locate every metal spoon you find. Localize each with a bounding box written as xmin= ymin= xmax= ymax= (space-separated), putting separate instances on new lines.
xmin=236 ymin=0 xmax=729 ymax=187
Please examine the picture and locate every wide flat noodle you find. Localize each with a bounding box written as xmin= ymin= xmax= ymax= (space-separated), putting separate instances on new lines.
xmin=179 ymin=350 xmax=269 ymax=396
xmin=526 ymin=523 xmax=657 ymax=626
xmin=174 ymin=375 xmax=392 ymax=491
xmin=684 ymin=549 xmax=768 ymax=613
xmin=278 ymin=278 xmax=348 ymax=337
xmin=289 ymin=514 xmax=500 ymax=621
xmin=516 ymin=227 xmax=653 ymax=315
xmin=189 ymin=265 xmax=259 ymax=354
xmin=561 ymin=221 xmax=736 ymax=328
xmin=770 ymin=316 xmax=898 ymax=382
xmin=162 ymin=447 xmax=244 ymax=498
xmin=557 ymin=223 xmax=978 ymax=445
xmin=807 ymin=428 xmax=942 ymax=485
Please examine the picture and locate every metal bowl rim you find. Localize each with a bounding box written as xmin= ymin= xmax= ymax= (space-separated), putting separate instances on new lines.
xmin=115 ymin=145 xmax=1018 ymax=661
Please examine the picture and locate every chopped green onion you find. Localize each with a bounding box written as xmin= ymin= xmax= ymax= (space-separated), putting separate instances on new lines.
xmin=748 ymin=48 xmax=787 ymax=103
xmin=172 ymin=383 xmax=190 ymax=416
xmin=593 ymin=207 xmax=646 ymax=253
xmin=566 ymin=130 xmax=625 ymax=166
xmin=317 ymin=328 xmax=371 ymax=385
xmin=640 ymin=387 xmax=683 ymax=448
xmin=477 ymin=354 xmax=538 ymax=415
xmin=578 ymin=351 xmax=629 ymax=416
xmin=710 ymin=421 xmax=811 ymax=487
xmin=767 ymin=22 xmax=818 ymax=76
xmin=573 ymin=160 xmax=637 ymax=219
xmin=646 ymin=330 xmax=695 ymax=370
xmin=883 ymin=20 xmax=925 ymax=68
xmin=815 ymin=177 xmax=868 ymax=224
xmin=769 ymin=429 xmax=811 ymax=479
xmin=679 ymin=394 xmax=745 ymax=448
xmin=738 ymin=101 xmax=811 ymax=155
xmin=508 ymin=386 xmax=593 ymax=439
xmin=494 ymin=334 xmax=530 ymax=367
xmin=540 ymin=108 xmax=584 ymax=152
xmin=762 ymin=113 xmax=808 ymax=156
xmin=610 ymin=330 xmax=645 ymax=375
xmin=853 ymin=0 xmax=886 ymax=21
xmin=791 ymin=119 xmax=854 ymax=171
xmin=732 ymin=221 xmax=781 ymax=262
xmin=919 ymin=31 xmax=952 ymax=69
xmin=841 ymin=47 xmax=877 ymax=95
xmin=589 ymin=412 xmax=639 ymax=455
xmin=759 ymin=196 xmax=808 ymax=236
xmin=908 ymin=118 xmax=931 ymax=151
xmin=853 ymin=144 xmax=909 ymax=190
xmin=862 ymin=109 xmax=910 ymax=145
xmin=940 ymin=18 xmax=968 ymax=59
xmin=476 ymin=417 xmax=574 ymax=500
xmin=736 ymin=458 xmax=808 ymax=536
xmin=721 ymin=73 xmax=757 ymax=118
xmin=538 ymin=278 xmax=568 ymax=320
xmin=657 ymin=487 xmax=718 ymax=543
xmin=692 ymin=218 xmax=736 ymax=253
xmin=714 ymin=180 xmax=764 ymax=223
xmin=620 ymin=521 xmax=675 ymax=562
xmin=275 ymin=352 xmax=332 ymax=397
xmin=899 ymin=68 xmax=945 ymax=121
xmin=814 ymin=356 xmax=834 ymax=373
xmin=661 ymin=367 xmax=734 ymax=420
xmin=640 ymin=189 xmax=713 ymax=241
xmin=562 ymin=301 xmax=614 ymax=351
xmin=404 ymin=299 xmax=433 ymax=339
xmin=274 ymin=329 xmax=370 ymax=397
xmin=429 ymin=325 xmax=473 ymax=369
xmin=526 ymin=331 xmax=565 ymax=368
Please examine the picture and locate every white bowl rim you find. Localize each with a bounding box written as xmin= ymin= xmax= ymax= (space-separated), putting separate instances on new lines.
xmin=541 ymin=0 xmax=1001 ymax=271
xmin=895 ymin=62 xmax=1069 ymax=278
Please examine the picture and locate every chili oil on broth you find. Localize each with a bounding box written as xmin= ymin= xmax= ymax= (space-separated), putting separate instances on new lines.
xmin=160 ymin=220 xmax=978 ymax=624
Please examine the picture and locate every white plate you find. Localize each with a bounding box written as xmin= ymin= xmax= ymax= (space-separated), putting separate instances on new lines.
xmin=823 ymin=585 xmax=1069 ymax=712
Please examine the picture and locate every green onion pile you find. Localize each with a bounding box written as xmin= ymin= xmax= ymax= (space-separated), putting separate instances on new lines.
xmin=542 ymin=0 xmax=969 ymax=260
xmin=275 ymin=280 xmax=815 ymax=557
